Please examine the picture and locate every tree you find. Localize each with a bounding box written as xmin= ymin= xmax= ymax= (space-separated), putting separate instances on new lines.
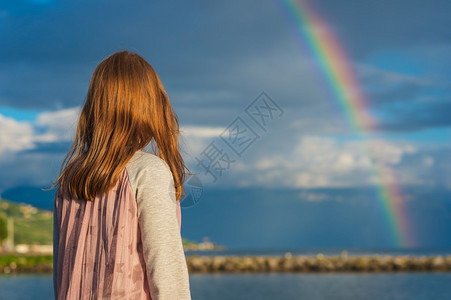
xmin=0 ymin=217 xmax=7 ymax=245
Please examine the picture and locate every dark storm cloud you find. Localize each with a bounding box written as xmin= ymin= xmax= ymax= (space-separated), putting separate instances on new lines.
xmin=0 ymin=0 xmax=288 ymax=63
xmin=309 ymin=0 xmax=451 ymax=59
xmin=0 ymin=0 xmax=294 ymax=112
xmin=377 ymin=97 xmax=451 ymax=131
xmin=367 ymin=83 xmax=424 ymax=108
xmin=3 ymin=0 xmax=450 ymax=63
xmin=0 ymin=61 xmax=91 ymax=109
xmin=1 ymin=0 xmax=450 ymax=132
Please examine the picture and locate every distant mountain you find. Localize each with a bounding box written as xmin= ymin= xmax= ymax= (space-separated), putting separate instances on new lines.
xmin=2 ymin=186 xmax=55 ymax=211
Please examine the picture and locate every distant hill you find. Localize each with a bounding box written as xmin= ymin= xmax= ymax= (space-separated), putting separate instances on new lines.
xmin=0 ymin=198 xmax=208 ymax=249
xmin=0 ymin=198 xmax=53 ymax=245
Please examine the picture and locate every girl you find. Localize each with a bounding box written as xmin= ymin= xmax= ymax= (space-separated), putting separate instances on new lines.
xmin=52 ymin=51 xmax=192 ymax=299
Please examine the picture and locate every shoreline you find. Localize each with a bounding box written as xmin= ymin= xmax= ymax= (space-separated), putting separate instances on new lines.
xmin=1 ymin=254 xmax=451 ymax=274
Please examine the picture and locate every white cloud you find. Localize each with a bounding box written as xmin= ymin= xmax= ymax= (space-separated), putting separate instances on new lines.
xmin=0 ymin=107 xmax=80 ymax=155
xmin=254 ymin=158 xmax=279 ymax=170
xmin=35 ymin=106 xmax=80 ymax=141
xmin=0 ymin=107 xmax=448 ymax=192
xmin=245 ymin=135 xmax=424 ymax=188
xmin=367 ymin=139 xmax=417 ymax=165
xmin=0 ymin=114 xmax=34 ymax=154
xmin=0 ymin=108 xmax=81 ymax=190
xmin=180 ymin=126 xmax=223 ymax=138
xmin=0 ymin=108 xmax=224 ymax=169
xmin=422 ymin=156 xmax=434 ymax=167
xmin=356 ymin=63 xmax=432 ymax=87
xmin=179 ymin=125 xmax=227 ymax=164
xmin=298 ymin=191 xmax=330 ymax=202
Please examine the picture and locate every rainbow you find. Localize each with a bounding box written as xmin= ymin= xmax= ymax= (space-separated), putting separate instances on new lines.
xmin=275 ymin=0 xmax=414 ymax=247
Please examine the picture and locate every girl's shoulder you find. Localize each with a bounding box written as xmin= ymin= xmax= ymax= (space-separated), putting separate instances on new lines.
xmin=127 ymin=150 xmax=171 ymax=174
xmin=125 ymin=150 xmax=174 ymax=192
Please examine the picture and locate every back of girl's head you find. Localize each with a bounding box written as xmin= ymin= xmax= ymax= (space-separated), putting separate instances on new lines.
xmin=54 ymin=50 xmax=186 ymax=201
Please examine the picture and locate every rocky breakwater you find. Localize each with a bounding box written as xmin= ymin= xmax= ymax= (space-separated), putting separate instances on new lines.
xmin=2 ymin=253 xmax=451 ymax=274
xmin=186 ymin=254 xmax=451 ymax=273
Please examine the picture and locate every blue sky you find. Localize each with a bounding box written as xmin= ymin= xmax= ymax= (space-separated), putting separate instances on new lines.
xmin=0 ymin=0 xmax=450 ymax=248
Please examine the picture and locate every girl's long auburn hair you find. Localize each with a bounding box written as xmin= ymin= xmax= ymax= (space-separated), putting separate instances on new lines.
xmin=52 ymin=50 xmax=187 ymax=201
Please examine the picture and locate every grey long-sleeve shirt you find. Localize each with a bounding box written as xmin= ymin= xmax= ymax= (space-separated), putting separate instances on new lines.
xmin=125 ymin=151 xmax=191 ymax=299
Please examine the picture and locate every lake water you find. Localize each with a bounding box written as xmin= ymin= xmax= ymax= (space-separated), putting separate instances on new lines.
xmin=1 ymin=273 xmax=451 ymax=300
